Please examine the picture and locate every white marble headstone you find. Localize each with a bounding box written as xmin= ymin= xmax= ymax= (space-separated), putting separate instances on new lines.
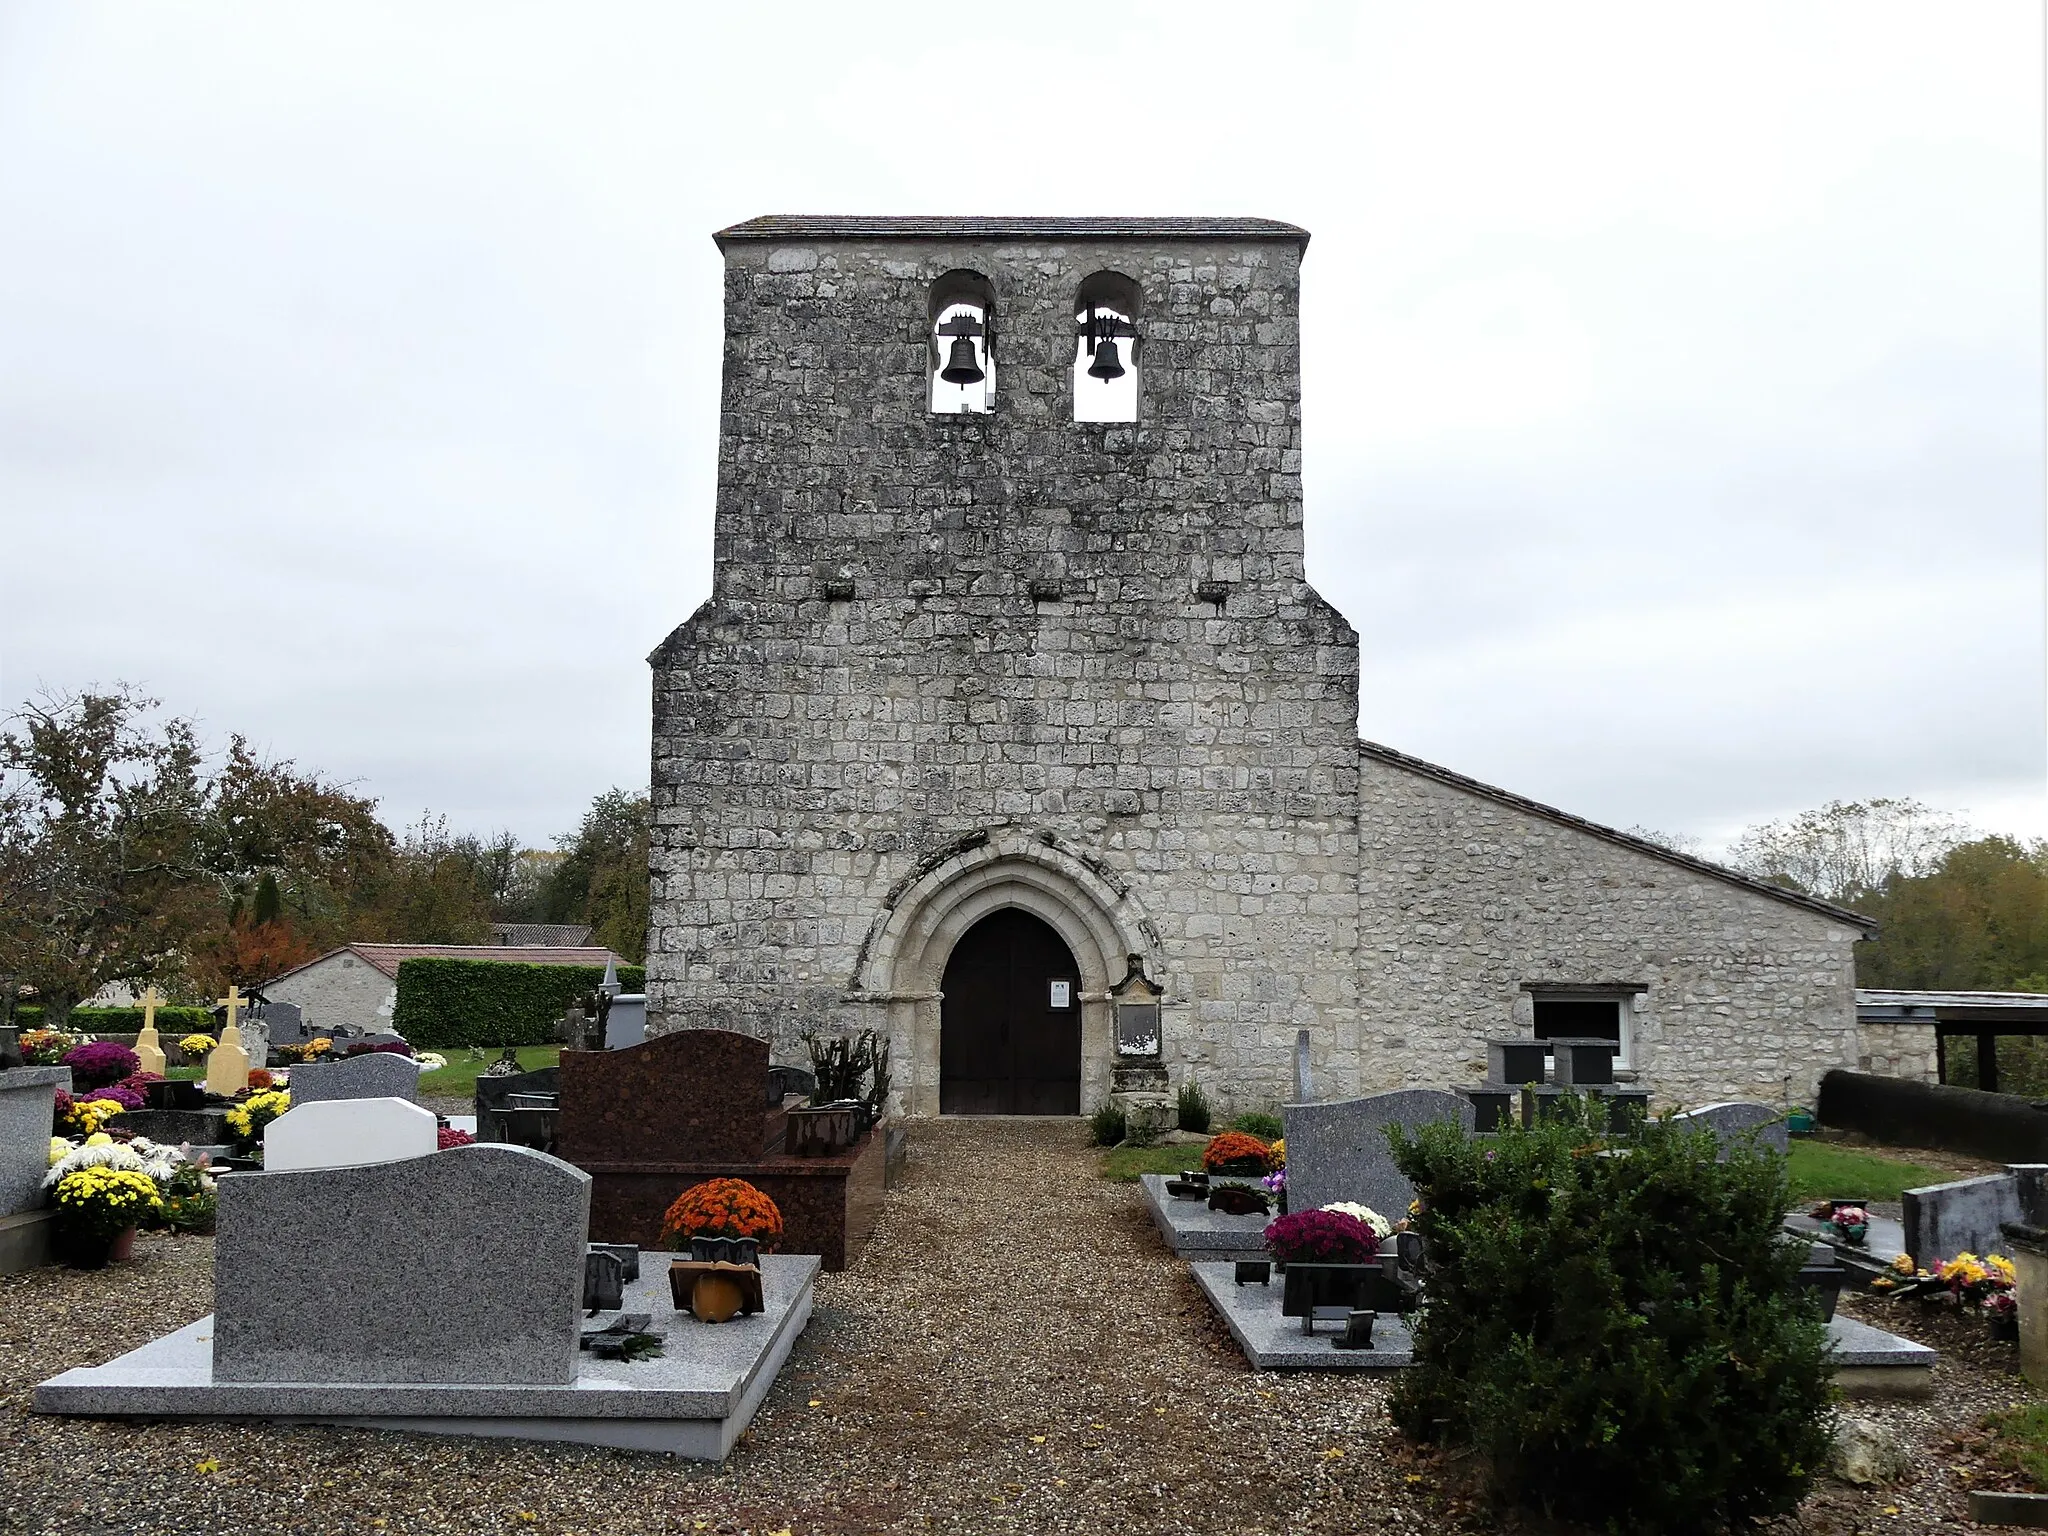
xmin=264 ymin=1096 xmax=438 ymax=1173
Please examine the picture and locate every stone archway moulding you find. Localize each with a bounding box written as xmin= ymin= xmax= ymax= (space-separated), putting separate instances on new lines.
xmin=851 ymin=830 xmax=1156 ymax=1001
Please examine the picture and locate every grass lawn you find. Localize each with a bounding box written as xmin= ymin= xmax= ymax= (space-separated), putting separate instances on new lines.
xmin=415 ymin=1047 xmax=559 ymax=1099
xmin=1099 ymin=1142 xmax=1205 ymax=1182
xmin=1784 ymin=1138 xmax=1954 ymax=1204
xmin=1983 ymin=1404 xmax=2048 ymax=1491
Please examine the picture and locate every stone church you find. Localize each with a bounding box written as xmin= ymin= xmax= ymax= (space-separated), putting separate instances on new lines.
xmin=646 ymin=216 xmax=1884 ymax=1119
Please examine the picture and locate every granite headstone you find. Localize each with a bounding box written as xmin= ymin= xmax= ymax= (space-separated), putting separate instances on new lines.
xmin=1293 ymin=1029 xmax=1315 ymax=1104
xmin=213 ymin=1142 xmax=588 ymax=1385
xmin=264 ymin=1097 xmax=439 ymax=1172
xmin=1669 ymin=1101 xmax=1790 ymax=1159
xmin=289 ymin=1052 xmax=421 ymax=1106
xmin=1 ymin=1067 xmax=71 ymax=1217
xmin=1283 ymin=1089 xmax=1475 ymax=1220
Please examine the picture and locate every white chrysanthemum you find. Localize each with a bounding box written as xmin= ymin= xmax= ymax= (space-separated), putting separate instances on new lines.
xmin=1319 ymin=1201 xmax=1392 ymax=1239
xmin=44 ymin=1140 xmax=147 ymax=1187
xmin=48 ymin=1136 xmax=74 ymax=1167
xmin=414 ymin=1052 xmax=448 ymax=1071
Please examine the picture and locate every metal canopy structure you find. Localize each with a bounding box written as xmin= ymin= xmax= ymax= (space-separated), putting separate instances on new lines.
xmin=1856 ymin=989 xmax=2048 ymax=1094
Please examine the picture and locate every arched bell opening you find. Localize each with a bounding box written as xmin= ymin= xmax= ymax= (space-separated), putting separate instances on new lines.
xmin=929 ymin=269 xmax=996 ymax=415
xmin=1072 ymin=270 xmax=1141 ymax=423
xmin=939 ymin=907 xmax=1082 ymax=1115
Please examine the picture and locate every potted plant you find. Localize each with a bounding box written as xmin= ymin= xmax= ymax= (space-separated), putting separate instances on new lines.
xmin=50 ymin=1164 xmax=162 ymax=1267
xmin=1202 ymin=1130 xmax=1276 ymax=1178
xmin=1263 ymin=1208 xmax=1380 ymax=1270
xmin=223 ymin=1088 xmax=291 ymax=1155
xmin=1828 ymin=1205 xmax=1870 ymax=1247
xmin=660 ymin=1177 xmax=785 ymax=1268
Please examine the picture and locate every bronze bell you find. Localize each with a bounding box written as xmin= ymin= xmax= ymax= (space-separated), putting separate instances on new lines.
xmin=1087 ymin=335 xmax=1125 ymax=381
xmin=940 ymin=335 xmax=984 ymax=385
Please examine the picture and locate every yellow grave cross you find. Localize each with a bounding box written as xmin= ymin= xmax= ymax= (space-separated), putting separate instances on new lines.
xmin=137 ymin=985 xmax=165 ymax=1030
xmin=216 ymin=985 xmax=247 ymax=1035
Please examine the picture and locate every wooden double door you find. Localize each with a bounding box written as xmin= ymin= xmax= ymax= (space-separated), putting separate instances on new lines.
xmin=939 ymin=908 xmax=1082 ymax=1115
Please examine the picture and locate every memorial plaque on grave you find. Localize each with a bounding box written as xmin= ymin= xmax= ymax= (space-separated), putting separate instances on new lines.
xmin=1115 ymin=1002 xmax=1160 ymax=1058
xmin=1670 ymin=1101 xmax=1789 ymax=1158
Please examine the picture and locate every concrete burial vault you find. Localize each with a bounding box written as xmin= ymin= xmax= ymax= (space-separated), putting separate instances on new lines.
xmin=36 ymin=1142 xmax=819 ymax=1458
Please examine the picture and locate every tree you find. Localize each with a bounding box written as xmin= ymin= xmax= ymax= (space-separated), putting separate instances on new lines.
xmin=543 ymin=789 xmax=650 ymax=962
xmin=0 ymin=688 xmax=215 ymax=1020
xmin=348 ymin=814 xmax=496 ymax=945
xmin=1727 ymin=798 xmax=1967 ymax=908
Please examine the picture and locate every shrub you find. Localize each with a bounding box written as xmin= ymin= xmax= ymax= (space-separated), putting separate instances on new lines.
xmin=1230 ymin=1110 xmax=1285 ymax=1140
xmin=1088 ymin=1101 xmax=1128 ymax=1147
xmin=1202 ymin=1130 xmax=1276 ymax=1173
xmin=1388 ymin=1094 xmax=1835 ymax=1536
xmin=12 ymin=1005 xmax=213 ymax=1035
xmin=1264 ymin=1208 xmax=1379 ymax=1264
xmin=1176 ymin=1080 xmax=1212 ymax=1134
xmin=659 ymin=1178 xmax=784 ymax=1250
xmin=392 ymin=957 xmax=645 ymax=1049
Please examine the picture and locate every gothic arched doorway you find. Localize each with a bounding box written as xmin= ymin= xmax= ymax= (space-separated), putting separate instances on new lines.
xmin=939 ymin=907 xmax=1082 ymax=1114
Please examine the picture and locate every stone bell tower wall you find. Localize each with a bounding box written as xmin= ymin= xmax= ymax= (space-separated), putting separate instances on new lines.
xmin=647 ymin=217 xmax=1362 ymax=1116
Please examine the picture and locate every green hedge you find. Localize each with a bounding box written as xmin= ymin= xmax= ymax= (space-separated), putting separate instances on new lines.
xmin=12 ymin=1005 xmax=216 ymax=1034
xmin=393 ymin=957 xmax=646 ymax=1049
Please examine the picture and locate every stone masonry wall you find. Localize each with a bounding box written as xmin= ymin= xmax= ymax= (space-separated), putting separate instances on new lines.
xmin=648 ymin=228 xmax=1361 ymax=1111
xmin=1354 ymin=747 xmax=1867 ymax=1109
xmin=264 ymin=952 xmax=397 ymax=1038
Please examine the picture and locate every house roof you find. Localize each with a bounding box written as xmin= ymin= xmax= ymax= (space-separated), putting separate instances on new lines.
xmin=1357 ymin=738 xmax=1877 ymax=934
xmin=265 ymin=943 xmax=628 ymax=986
xmin=713 ymin=215 xmax=1311 ymax=249
xmin=489 ymin=923 xmax=594 ymax=947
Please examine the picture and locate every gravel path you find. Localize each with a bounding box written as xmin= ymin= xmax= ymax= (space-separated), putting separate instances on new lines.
xmin=0 ymin=1119 xmax=2038 ymax=1535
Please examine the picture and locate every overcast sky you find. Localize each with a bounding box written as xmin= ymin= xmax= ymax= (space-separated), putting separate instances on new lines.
xmin=2 ymin=3 xmax=2041 ymax=855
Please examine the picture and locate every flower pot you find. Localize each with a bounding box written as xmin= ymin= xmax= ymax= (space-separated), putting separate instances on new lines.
xmin=1990 ymin=1312 xmax=2021 ymax=1343
xmin=109 ymin=1226 xmax=138 ymax=1263
xmin=1840 ymin=1223 xmax=1869 ymax=1246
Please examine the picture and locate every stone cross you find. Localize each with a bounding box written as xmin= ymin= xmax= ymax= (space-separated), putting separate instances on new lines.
xmin=206 ymin=987 xmax=251 ymax=1097
xmin=134 ymin=985 xmax=167 ymax=1075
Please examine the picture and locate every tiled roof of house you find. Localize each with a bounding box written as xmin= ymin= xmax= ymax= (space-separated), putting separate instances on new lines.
xmin=714 ymin=215 xmax=1310 ymax=248
xmin=489 ymin=923 xmax=594 ymax=947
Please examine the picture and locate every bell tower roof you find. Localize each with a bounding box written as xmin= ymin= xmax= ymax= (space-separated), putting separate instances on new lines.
xmin=712 ymin=215 xmax=1310 ymax=250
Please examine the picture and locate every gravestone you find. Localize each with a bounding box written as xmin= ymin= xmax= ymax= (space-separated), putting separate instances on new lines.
xmin=1283 ymin=1089 xmax=1474 ymax=1221
xmin=213 ymin=1142 xmax=588 ymax=1385
xmin=133 ymin=985 xmax=168 ymax=1075
xmin=204 ymin=1024 xmax=251 ymax=1097
xmin=477 ymin=1066 xmax=560 ymax=1143
xmin=256 ymin=1000 xmax=307 ymax=1042
xmin=1670 ymin=1101 xmax=1790 ymax=1159
xmin=605 ymin=994 xmax=647 ymax=1050
xmin=1550 ymin=1037 xmax=1618 ymax=1087
xmin=264 ymin=1097 xmax=439 ymax=1172
xmin=1294 ymin=1029 xmax=1315 ymax=1104
xmin=1486 ymin=1039 xmax=1549 ymax=1086
xmin=1 ymin=1067 xmax=70 ymax=1217
xmin=290 ymin=1052 xmax=421 ymax=1106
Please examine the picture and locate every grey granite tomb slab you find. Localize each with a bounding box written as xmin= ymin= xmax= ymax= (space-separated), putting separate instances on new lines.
xmin=288 ymin=1051 xmax=421 ymax=1105
xmin=213 ymin=1142 xmax=586 ymax=1385
xmin=1669 ymin=1101 xmax=1790 ymax=1158
xmin=1191 ymin=1261 xmax=1415 ymax=1370
xmin=1283 ymin=1089 xmax=1473 ymax=1220
xmin=1139 ymin=1175 xmax=1270 ymax=1260
xmin=1193 ymin=1259 xmax=1936 ymax=1382
xmin=0 ymin=1067 xmax=70 ymax=1218
xmin=35 ymin=1255 xmax=819 ymax=1459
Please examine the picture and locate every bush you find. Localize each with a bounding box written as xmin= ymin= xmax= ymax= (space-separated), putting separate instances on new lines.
xmin=1389 ymin=1095 xmax=1835 ymax=1535
xmin=1089 ymin=1101 xmax=1127 ymax=1147
xmin=392 ymin=957 xmax=645 ymax=1049
xmin=1230 ymin=1110 xmax=1284 ymax=1140
xmin=10 ymin=1005 xmax=214 ymax=1035
xmin=1176 ymin=1080 xmax=1212 ymax=1134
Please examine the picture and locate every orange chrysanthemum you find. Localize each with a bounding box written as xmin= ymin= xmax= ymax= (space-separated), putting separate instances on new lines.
xmin=659 ymin=1177 xmax=785 ymax=1251
xmin=1202 ymin=1131 xmax=1276 ymax=1173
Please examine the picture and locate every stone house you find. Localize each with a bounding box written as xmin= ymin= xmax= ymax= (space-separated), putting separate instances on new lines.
xmin=646 ymin=215 xmax=1876 ymax=1118
xmin=262 ymin=944 xmax=627 ymax=1037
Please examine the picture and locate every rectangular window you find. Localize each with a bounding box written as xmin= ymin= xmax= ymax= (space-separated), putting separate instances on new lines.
xmin=1531 ymin=993 xmax=1632 ymax=1070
